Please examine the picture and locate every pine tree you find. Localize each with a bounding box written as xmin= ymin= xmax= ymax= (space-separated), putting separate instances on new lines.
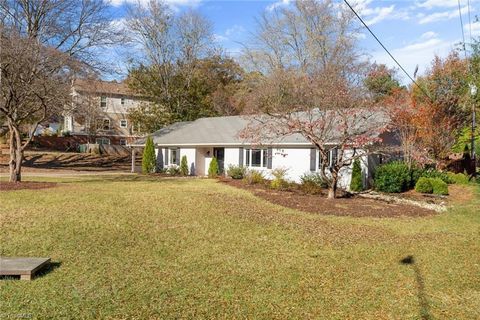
xmin=180 ymin=155 xmax=189 ymax=176
xmin=142 ymin=136 xmax=156 ymax=174
xmin=208 ymin=157 xmax=219 ymax=178
xmin=350 ymin=158 xmax=363 ymax=192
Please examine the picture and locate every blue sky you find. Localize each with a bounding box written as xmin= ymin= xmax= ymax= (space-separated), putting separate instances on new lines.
xmin=108 ymin=0 xmax=479 ymax=83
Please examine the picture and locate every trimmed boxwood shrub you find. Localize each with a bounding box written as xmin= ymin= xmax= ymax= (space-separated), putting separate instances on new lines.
xmin=227 ymin=165 xmax=246 ymax=179
xmin=447 ymin=172 xmax=469 ymax=184
xmin=208 ymin=157 xmax=219 ymax=178
xmin=431 ymin=178 xmax=449 ymax=195
xmin=374 ymin=161 xmax=411 ymax=193
xmin=415 ymin=177 xmax=433 ymax=194
xmin=421 ymin=169 xmax=454 ymax=184
xmin=350 ymin=159 xmax=363 ymax=192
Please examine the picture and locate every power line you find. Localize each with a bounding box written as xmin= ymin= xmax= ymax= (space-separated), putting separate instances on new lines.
xmin=342 ymin=0 xmax=432 ymax=101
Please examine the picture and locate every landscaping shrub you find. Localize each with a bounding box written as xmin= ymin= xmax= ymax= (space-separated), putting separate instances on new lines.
xmin=142 ymin=136 xmax=156 ymax=174
xmin=447 ymin=172 xmax=469 ymax=184
xmin=415 ymin=177 xmax=433 ymax=194
xmin=270 ymin=168 xmax=290 ymax=190
xmin=430 ymin=178 xmax=449 ymax=195
xmin=421 ymin=169 xmax=454 ymax=184
xmin=208 ymin=157 xmax=219 ymax=178
xmin=300 ymin=173 xmax=327 ymax=194
xmin=243 ymin=170 xmax=265 ymax=185
xmin=350 ymin=159 xmax=363 ymax=192
xmin=180 ymin=155 xmax=189 ymax=176
xmin=227 ymin=165 xmax=246 ymax=179
xmin=166 ymin=166 xmax=180 ymax=175
xmin=374 ymin=161 xmax=411 ymax=193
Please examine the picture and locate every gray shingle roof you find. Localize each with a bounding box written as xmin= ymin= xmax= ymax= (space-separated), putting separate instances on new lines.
xmin=132 ymin=110 xmax=391 ymax=147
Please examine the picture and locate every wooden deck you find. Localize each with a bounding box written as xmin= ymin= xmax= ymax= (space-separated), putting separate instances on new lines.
xmin=0 ymin=257 xmax=51 ymax=280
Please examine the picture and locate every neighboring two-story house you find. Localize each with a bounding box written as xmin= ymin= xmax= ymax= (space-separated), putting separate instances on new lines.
xmin=63 ymin=79 xmax=145 ymax=146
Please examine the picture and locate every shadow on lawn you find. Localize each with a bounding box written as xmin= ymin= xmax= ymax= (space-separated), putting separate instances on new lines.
xmin=400 ymin=255 xmax=431 ymax=320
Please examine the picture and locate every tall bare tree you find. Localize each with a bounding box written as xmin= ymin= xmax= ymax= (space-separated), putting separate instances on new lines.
xmin=0 ymin=0 xmax=122 ymax=182
xmin=126 ymin=1 xmax=240 ymax=128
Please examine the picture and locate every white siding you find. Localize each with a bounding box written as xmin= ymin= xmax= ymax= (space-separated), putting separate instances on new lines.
xmin=224 ymin=148 xmax=240 ymax=170
xmin=180 ymin=148 xmax=196 ymax=175
xmin=271 ymin=148 xmax=311 ymax=183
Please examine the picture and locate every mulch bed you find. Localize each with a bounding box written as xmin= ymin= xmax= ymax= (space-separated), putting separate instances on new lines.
xmin=0 ymin=181 xmax=57 ymax=192
xmin=220 ymin=178 xmax=436 ymax=218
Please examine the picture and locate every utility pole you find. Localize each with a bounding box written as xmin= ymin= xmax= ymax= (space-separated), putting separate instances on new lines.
xmin=470 ymin=84 xmax=477 ymax=178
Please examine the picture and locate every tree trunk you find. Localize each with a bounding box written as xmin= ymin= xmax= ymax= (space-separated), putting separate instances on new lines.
xmin=327 ymin=173 xmax=338 ymax=199
xmin=8 ymin=124 xmax=23 ymax=183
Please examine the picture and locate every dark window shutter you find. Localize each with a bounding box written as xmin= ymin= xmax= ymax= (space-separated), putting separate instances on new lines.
xmin=165 ymin=148 xmax=169 ymax=165
xmin=310 ymin=148 xmax=316 ymax=171
xmin=331 ymin=148 xmax=338 ymax=167
xmin=239 ymin=147 xmax=244 ymax=166
xmin=267 ymin=148 xmax=273 ymax=169
xmin=175 ymin=149 xmax=180 ymax=165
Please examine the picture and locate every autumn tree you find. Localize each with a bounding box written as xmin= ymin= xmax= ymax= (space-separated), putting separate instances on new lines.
xmin=0 ymin=0 xmax=121 ymax=182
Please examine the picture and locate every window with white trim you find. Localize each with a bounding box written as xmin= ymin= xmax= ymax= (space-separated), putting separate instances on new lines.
xmin=121 ymin=97 xmax=125 ymax=105
xmin=120 ymin=119 xmax=128 ymax=128
xmin=245 ymin=148 xmax=267 ymax=167
xmin=119 ymin=139 xmax=127 ymax=146
xmin=170 ymin=148 xmax=178 ymax=165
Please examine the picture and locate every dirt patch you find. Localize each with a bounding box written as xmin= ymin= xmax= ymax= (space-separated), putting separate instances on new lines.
xmin=220 ymin=178 xmax=436 ymax=218
xmin=0 ymin=151 xmax=134 ymax=173
xmin=0 ymin=181 xmax=57 ymax=191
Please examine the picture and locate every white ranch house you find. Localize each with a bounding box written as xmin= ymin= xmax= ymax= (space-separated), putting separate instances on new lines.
xmin=132 ymin=114 xmax=395 ymax=190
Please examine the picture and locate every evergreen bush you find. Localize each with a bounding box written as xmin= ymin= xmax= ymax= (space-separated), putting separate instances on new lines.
xmin=415 ymin=177 xmax=433 ymax=193
xmin=431 ymin=178 xmax=449 ymax=195
xmin=142 ymin=136 xmax=156 ymax=174
xmin=446 ymin=172 xmax=469 ymax=184
xmin=208 ymin=157 xmax=219 ymax=178
xmin=350 ymin=159 xmax=363 ymax=192
xmin=227 ymin=165 xmax=246 ymax=179
xmin=374 ymin=161 xmax=411 ymax=193
xmin=180 ymin=155 xmax=189 ymax=176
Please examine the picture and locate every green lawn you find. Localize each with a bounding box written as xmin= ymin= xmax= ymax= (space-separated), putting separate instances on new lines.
xmin=1 ymin=175 xmax=479 ymax=319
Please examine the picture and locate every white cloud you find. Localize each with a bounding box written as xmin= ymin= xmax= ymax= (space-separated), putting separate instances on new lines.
xmin=417 ymin=0 xmax=459 ymax=9
xmin=213 ymin=34 xmax=228 ymax=42
xmin=420 ymin=31 xmax=438 ymax=39
xmin=351 ymin=0 xmax=409 ymax=25
xmin=225 ymin=25 xmax=246 ymax=37
xmin=266 ymin=0 xmax=291 ymax=12
xmin=465 ymin=21 xmax=480 ymax=36
xmin=372 ymin=35 xmax=457 ymax=83
xmin=364 ymin=5 xmax=395 ymax=25
xmin=417 ymin=6 xmax=467 ymax=24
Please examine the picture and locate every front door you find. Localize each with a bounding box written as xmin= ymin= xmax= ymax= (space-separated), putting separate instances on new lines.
xmin=213 ymin=147 xmax=225 ymax=173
